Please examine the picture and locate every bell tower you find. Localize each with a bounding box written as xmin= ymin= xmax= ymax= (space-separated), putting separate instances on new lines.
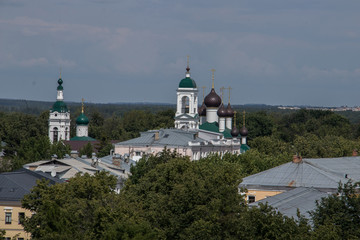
xmin=174 ymin=56 xmax=199 ymax=130
xmin=49 ymin=73 xmax=71 ymax=143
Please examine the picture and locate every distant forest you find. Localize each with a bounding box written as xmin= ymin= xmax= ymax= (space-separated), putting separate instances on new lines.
xmin=1 ymin=98 xmax=360 ymax=123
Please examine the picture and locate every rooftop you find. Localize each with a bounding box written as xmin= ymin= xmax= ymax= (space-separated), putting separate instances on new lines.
xmin=240 ymin=156 xmax=360 ymax=191
xmin=249 ymin=187 xmax=330 ymax=220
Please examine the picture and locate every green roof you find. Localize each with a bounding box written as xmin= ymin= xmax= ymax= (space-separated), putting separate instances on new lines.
xmin=51 ymin=101 xmax=69 ymax=113
xmin=57 ymin=78 xmax=63 ymax=90
xmin=76 ymin=113 xmax=89 ymax=125
xmin=70 ymin=136 xmax=97 ymax=141
xmin=240 ymin=144 xmax=250 ymax=153
xmin=179 ymin=77 xmax=197 ymax=88
xmin=199 ymin=122 xmax=232 ymax=138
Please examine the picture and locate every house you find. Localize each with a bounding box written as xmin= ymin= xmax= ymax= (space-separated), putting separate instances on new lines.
xmin=240 ymin=155 xmax=360 ymax=218
xmin=0 ymin=169 xmax=62 ymax=240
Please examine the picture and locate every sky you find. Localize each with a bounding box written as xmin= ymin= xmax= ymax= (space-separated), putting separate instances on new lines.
xmin=1 ymin=0 xmax=360 ymax=107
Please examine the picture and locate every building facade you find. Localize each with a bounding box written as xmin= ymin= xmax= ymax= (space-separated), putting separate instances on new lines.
xmin=48 ymin=76 xmax=70 ymax=143
xmin=115 ymin=61 xmax=250 ymax=161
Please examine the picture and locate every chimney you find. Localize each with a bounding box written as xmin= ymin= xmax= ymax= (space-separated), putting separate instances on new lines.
xmin=292 ymin=155 xmax=302 ymax=163
xmin=112 ymin=154 xmax=121 ymax=167
xmin=353 ymin=149 xmax=358 ymax=156
xmin=154 ymin=131 xmax=159 ymax=141
xmin=71 ymin=150 xmax=79 ymax=158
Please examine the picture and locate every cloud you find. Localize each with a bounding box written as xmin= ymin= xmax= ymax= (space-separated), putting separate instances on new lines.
xmin=19 ymin=57 xmax=48 ymax=67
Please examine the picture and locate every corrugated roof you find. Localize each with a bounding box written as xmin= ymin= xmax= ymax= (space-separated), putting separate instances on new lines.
xmin=249 ymin=187 xmax=330 ymax=220
xmin=240 ymin=157 xmax=360 ymax=190
xmin=100 ymin=155 xmax=136 ymax=173
xmin=115 ymin=129 xmax=203 ymax=147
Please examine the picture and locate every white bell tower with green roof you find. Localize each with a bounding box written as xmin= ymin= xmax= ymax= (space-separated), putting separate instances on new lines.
xmin=75 ymin=98 xmax=89 ymax=137
xmin=174 ymin=56 xmax=199 ymax=130
xmin=48 ymin=74 xmax=71 ymax=143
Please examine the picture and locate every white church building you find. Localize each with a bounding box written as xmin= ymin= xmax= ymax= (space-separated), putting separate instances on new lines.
xmin=114 ymin=61 xmax=250 ymax=161
xmin=48 ymin=76 xmax=71 ymax=143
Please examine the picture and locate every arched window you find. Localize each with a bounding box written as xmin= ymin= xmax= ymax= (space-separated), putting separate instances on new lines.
xmin=53 ymin=127 xmax=58 ymax=142
xmin=65 ymin=127 xmax=68 ymax=139
xmin=181 ymin=96 xmax=190 ymax=114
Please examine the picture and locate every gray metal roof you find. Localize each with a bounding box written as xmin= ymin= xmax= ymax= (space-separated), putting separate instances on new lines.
xmin=249 ymin=187 xmax=330 ymax=220
xmin=0 ymin=169 xmax=62 ymax=202
xmin=100 ymin=155 xmax=136 ymax=173
xmin=240 ymin=157 xmax=360 ymax=190
xmin=115 ymin=128 xmax=204 ymax=147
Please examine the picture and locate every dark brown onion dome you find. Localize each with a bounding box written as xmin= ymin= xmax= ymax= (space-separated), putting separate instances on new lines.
xmin=231 ymin=126 xmax=239 ymax=137
xmin=226 ymin=103 xmax=234 ymax=117
xmin=204 ymin=88 xmax=221 ymax=108
xmin=217 ymin=103 xmax=227 ymax=117
xmin=240 ymin=126 xmax=248 ymax=137
xmin=198 ymin=102 xmax=207 ymax=116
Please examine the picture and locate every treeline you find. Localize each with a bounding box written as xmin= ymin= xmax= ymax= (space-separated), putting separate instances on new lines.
xmin=0 ymin=109 xmax=175 ymax=171
xmin=1 ymin=107 xmax=360 ymax=172
xmin=20 ymin=151 xmax=360 ymax=239
xmin=234 ymin=109 xmax=360 ymax=161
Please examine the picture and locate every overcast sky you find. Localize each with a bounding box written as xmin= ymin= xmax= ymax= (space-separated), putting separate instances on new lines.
xmin=1 ymin=0 xmax=360 ymax=107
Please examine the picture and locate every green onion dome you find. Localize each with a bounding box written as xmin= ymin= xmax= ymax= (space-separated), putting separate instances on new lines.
xmin=76 ymin=112 xmax=89 ymax=125
xmin=51 ymin=101 xmax=68 ymax=113
xmin=57 ymin=78 xmax=63 ymax=90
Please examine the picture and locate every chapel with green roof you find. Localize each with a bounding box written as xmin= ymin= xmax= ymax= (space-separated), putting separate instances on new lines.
xmin=48 ymin=75 xmax=71 ymax=143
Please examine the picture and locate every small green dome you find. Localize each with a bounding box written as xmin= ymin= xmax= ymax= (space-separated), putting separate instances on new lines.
xmin=179 ymin=77 xmax=197 ymax=88
xmin=51 ymin=101 xmax=68 ymax=113
xmin=57 ymin=78 xmax=63 ymax=90
xmin=76 ymin=112 xmax=89 ymax=125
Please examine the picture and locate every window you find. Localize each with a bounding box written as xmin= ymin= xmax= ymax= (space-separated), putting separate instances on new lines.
xmin=248 ymin=195 xmax=256 ymax=203
xmin=18 ymin=212 xmax=25 ymax=224
xmin=5 ymin=212 xmax=11 ymax=224
xmin=53 ymin=127 xmax=58 ymax=142
xmin=18 ymin=238 xmax=24 ymax=240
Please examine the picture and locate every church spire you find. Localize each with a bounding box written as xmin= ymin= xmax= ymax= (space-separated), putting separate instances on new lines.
xmin=211 ymin=68 xmax=215 ymax=89
xmin=81 ymin=98 xmax=84 ymax=114
xmin=185 ymin=55 xmax=190 ymax=78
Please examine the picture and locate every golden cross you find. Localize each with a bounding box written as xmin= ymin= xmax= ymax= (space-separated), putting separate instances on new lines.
xmin=187 ymin=55 xmax=190 ymax=68
xmin=220 ymin=86 xmax=225 ymax=103
xmin=59 ymin=67 xmax=62 ymax=79
xmin=228 ymin=86 xmax=232 ymax=103
xmin=202 ymin=86 xmax=206 ymax=101
xmin=81 ymin=98 xmax=84 ymax=113
xmin=211 ymin=68 xmax=215 ymax=89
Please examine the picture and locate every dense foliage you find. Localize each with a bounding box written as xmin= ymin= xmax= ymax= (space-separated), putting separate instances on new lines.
xmin=22 ymin=151 xmax=314 ymax=239
xmin=22 ymin=150 xmax=360 ymax=239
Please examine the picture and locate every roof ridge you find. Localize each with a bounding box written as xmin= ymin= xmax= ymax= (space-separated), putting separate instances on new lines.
xmin=304 ymin=161 xmax=345 ymax=184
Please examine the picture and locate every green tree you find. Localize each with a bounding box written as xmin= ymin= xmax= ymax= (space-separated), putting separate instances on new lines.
xmin=123 ymin=153 xmax=245 ymax=239
xmin=13 ymin=136 xmax=51 ymax=169
xmin=79 ymin=142 xmax=93 ymax=158
xmin=50 ymin=141 xmax=71 ymax=159
xmin=22 ymin=171 xmax=156 ymax=240
xmin=311 ymin=181 xmax=360 ymax=239
xmin=246 ymin=111 xmax=274 ymax=139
